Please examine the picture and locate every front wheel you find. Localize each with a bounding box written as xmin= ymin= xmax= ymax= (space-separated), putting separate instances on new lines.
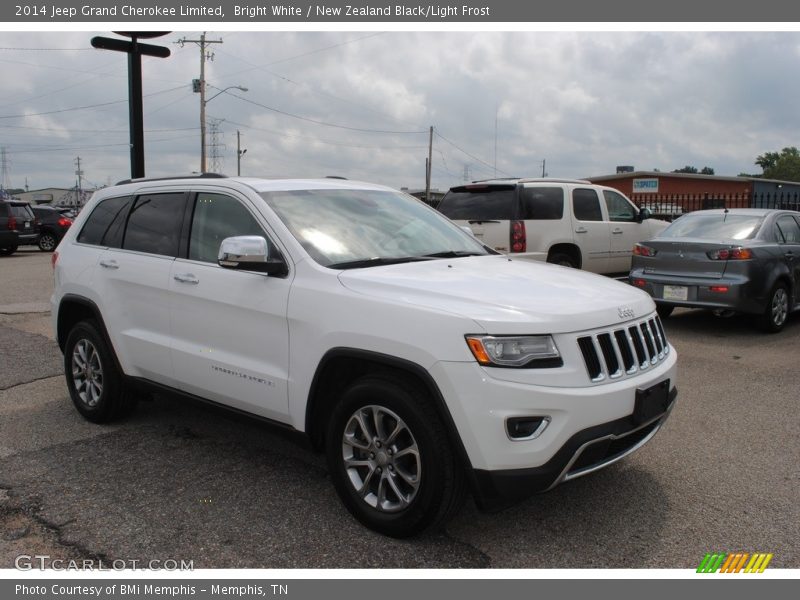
xmin=64 ymin=320 xmax=137 ymax=423
xmin=656 ymin=304 xmax=674 ymax=319
xmin=758 ymin=283 xmax=790 ymax=333
xmin=325 ymin=374 xmax=465 ymax=537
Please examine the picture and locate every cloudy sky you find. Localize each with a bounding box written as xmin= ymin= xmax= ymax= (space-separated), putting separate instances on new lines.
xmin=1 ymin=31 xmax=799 ymax=192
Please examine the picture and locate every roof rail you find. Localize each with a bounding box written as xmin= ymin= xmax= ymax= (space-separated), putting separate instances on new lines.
xmin=470 ymin=177 xmax=521 ymax=183
xmin=115 ymin=173 xmax=228 ymax=185
xmin=518 ymin=177 xmax=591 ymax=184
xmin=325 ymin=175 xmax=348 ymax=180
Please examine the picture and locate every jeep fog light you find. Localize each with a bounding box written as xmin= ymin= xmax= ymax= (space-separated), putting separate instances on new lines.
xmin=466 ymin=335 xmax=560 ymax=367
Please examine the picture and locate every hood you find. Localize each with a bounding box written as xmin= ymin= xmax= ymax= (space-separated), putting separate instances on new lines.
xmin=338 ymin=255 xmax=655 ymax=334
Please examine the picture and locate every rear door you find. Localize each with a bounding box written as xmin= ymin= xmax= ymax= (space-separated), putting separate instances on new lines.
xmin=92 ymin=191 xmax=188 ymax=386
xmin=569 ymin=187 xmax=610 ymax=273
xmin=437 ymin=184 xmax=517 ymax=252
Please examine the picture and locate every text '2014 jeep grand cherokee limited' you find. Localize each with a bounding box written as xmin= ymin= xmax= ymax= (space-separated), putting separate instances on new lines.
xmin=52 ymin=176 xmax=677 ymax=537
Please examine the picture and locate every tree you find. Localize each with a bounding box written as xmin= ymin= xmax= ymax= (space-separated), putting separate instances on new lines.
xmin=755 ymin=147 xmax=800 ymax=181
xmin=671 ymin=165 xmax=715 ymax=175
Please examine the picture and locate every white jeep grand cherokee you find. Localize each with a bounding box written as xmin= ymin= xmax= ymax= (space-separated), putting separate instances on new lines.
xmin=52 ymin=175 xmax=677 ymax=537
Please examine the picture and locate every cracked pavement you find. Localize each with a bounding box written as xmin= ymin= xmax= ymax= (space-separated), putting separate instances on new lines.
xmin=1 ymin=250 xmax=798 ymax=568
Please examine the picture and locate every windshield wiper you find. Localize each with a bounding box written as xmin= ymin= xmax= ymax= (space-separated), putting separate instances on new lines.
xmin=328 ymin=256 xmax=434 ymax=270
xmin=422 ymin=250 xmax=486 ymax=258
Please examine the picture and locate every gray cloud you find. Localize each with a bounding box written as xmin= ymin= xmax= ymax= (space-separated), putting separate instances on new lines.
xmin=1 ymin=31 xmax=798 ymax=192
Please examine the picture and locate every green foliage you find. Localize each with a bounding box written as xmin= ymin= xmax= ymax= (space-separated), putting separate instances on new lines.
xmin=755 ymin=147 xmax=800 ymax=182
xmin=672 ymin=165 xmax=715 ymax=175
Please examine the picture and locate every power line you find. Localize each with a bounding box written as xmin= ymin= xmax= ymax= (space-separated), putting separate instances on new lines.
xmin=433 ymin=128 xmax=513 ymax=177
xmin=0 ymin=85 xmax=186 ymax=119
xmin=225 ymin=92 xmax=426 ymax=134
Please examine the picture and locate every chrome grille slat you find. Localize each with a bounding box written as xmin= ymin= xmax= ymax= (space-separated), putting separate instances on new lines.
xmin=577 ymin=316 xmax=669 ymax=383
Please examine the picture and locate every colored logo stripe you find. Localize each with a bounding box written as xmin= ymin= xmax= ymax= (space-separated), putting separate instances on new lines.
xmin=697 ymin=552 xmax=773 ymax=573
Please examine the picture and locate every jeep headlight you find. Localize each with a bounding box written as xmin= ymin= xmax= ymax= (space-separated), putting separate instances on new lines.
xmin=465 ymin=335 xmax=561 ymax=368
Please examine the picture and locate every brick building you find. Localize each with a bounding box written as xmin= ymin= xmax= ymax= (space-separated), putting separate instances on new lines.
xmin=587 ymin=171 xmax=800 ymax=218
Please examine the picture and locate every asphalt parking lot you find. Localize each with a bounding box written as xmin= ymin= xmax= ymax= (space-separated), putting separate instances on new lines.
xmin=1 ymin=249 xmax=798 ymax=569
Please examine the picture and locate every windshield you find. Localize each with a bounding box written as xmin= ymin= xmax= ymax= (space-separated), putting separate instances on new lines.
xmin=260 ymin=188 xmax=489 ymax=268
xmin=658 ymin=213 xmax=762 ymax=241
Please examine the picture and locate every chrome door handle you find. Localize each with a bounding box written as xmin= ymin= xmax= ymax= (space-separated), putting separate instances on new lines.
xmin=173 ymin=273 xmax=199 ymax=285
xmin=99 ymin=259 xmax=119 ymax=269
xmin=575 ymin=227 xmax=588 ymax=233
xmin=612 ymin=229 xmax=624 ymax=234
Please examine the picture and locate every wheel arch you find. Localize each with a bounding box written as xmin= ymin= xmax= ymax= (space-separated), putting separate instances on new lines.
xmin=547 ymin=243 xmax=582 ymax=268
xmin=305 ymin=348 xmax=473 ymax=473
xmin=56 ymin=296 xmax=122 ymax=376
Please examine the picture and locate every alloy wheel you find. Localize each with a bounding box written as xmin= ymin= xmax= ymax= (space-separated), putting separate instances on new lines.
xmin=341 ymin=405 xmax=421 ymax=512
xmin=71 ymin=339 xmax=104 ymax=407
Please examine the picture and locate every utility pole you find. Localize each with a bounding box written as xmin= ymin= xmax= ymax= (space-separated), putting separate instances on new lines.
xmin=177 ymin=32 xmax=223 ymax=173
xmin=75 ymin=156 xmax=83 ymax=195
xmin=542 ymin=159 xmax=546 ymax=178
xmin=237 ymin=130 xmax=247 ymax=176
xmin=425 ymin=126 xmax=433 ymax=203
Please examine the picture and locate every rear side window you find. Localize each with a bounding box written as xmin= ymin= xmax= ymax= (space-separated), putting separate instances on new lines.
xmin=77 ymin=196 xmax=133 ymax=247
xmin=573 ymin=188 xmax=603 ymax=221
xmin=10 ymin=205 xmax=34 ymax=220
xmin=521 ymin=187 xmax=564 ymax=220
xmin=776 ymin=215 xmax=800 ymax=243
xmin=123 ymin=193 xmax=187 ymax=257
xmin=438 ymin=187 xmax=517 ymax=220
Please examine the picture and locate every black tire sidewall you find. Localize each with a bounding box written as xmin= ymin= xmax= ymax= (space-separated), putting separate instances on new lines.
xmin=547 ymin=252 xmax=577 ymax=268
xmin=325 ymin=377 xmax=452 ymax=537
xmin=64 ymin=321 xmax=122 ymax=423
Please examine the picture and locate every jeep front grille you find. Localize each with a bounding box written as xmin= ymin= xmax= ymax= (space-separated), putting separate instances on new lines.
xmin=577 ymin=316 xmax=668 ymax=382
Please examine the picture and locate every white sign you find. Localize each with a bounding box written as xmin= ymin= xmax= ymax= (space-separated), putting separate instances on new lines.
xmin=633 ymin=178 xmax=659 ymax=194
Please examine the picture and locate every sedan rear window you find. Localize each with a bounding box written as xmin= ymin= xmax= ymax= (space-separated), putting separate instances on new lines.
xmin=659 ymin=214 xmax=762 ymax=240
xmin=438 ymin=186 xmax=517 ymax=220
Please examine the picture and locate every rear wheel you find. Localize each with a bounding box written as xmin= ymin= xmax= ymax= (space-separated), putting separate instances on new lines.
xmin=758 ymin=283 xmax=790 ymax=333
xmin=325 ymin=373 xmax=465 ymax=537
xmin=547 ymin=252 xmax=578 ymax=269
xmin=38 ymin=232 xmax=57 ymax=252
xmin=64 ymin=320 xmax=137 ymax=423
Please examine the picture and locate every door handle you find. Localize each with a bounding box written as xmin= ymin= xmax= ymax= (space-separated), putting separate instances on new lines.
xmin=575 ymin=227 xmax=588 ymax=233
xmin=612 ymin=229 xmax=624 ymax=234
xmin=173 ymin=273 xmax=199 ymax=285
xmin=99 ymin=259 xmax=119 ymax=269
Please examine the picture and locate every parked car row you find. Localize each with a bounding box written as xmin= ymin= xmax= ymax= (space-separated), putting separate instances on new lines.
xmin=437 ymin=180 xmax=799 ymax=333
xmin=0 ymin=199 xmax=73 ymax=255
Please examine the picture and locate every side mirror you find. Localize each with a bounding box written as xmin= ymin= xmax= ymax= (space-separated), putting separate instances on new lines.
xmin=218 ymin=236 xmax=287 ymax=276
xmin=637 ymin=208 xmax=652 ymax=223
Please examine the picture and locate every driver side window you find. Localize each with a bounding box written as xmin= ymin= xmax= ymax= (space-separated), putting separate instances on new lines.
xmin=603 ymin=190 xmax=637 ymax=222
xmin=189 ymin=193 xmax=271 ymax=263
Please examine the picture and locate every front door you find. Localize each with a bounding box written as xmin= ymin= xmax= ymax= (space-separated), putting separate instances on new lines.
xmin=570 ymin=187 xmax=610 ymax=273
xmin=168 ymin=191 xmax=292 ymax=422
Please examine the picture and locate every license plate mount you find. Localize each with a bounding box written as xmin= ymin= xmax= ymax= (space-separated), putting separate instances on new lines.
xmin=634 ymin=379 xmax=670 ymax=425
xmin=662 ymin=285 xmax=688 ymax=301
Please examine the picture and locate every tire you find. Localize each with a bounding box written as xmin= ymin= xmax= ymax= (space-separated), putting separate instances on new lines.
xmin=64 ymin=320 xmax=137 ymax=423
xmin=656 ymin=304 xmax=674 ymax=319
xmin=38 ymin=232 xmax=57 ymax=252
xmin=547 ymin=252 xmax=578 ymax=269
xmin=758 ymin=282 xmax=790 ymax=333
xmin=325 ymin=373 xmax=465 ymax=538
xmin=0 ymin=246 xmax=17 ymax=256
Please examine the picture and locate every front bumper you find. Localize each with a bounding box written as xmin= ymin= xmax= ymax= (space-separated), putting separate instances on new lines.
xmin=430 ymin=345 xmax=677 ymax=508
xmin=471 ymin=390 xmax=676 ymax=509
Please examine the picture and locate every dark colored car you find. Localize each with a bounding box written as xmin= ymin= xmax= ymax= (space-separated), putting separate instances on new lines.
xmin=31 ymin=205 xmax=72 ymax=252
xmin=0 ymin=200 xmax=38 ymax=256
xmin=630 ymin=208 xmax=800 ymax=332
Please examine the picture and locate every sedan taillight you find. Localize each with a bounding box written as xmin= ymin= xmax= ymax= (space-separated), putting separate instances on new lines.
xmin=707 ymin=247 xmax=753 ymax=260
xmin=633 ymin=243 xmax=657 ymax=257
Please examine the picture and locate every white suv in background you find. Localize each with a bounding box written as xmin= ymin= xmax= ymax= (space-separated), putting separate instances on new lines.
xmin=438 ymin=178 xmax=669 ymax=274
xmin=52 ymin=175 xmax=677 ymax=537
